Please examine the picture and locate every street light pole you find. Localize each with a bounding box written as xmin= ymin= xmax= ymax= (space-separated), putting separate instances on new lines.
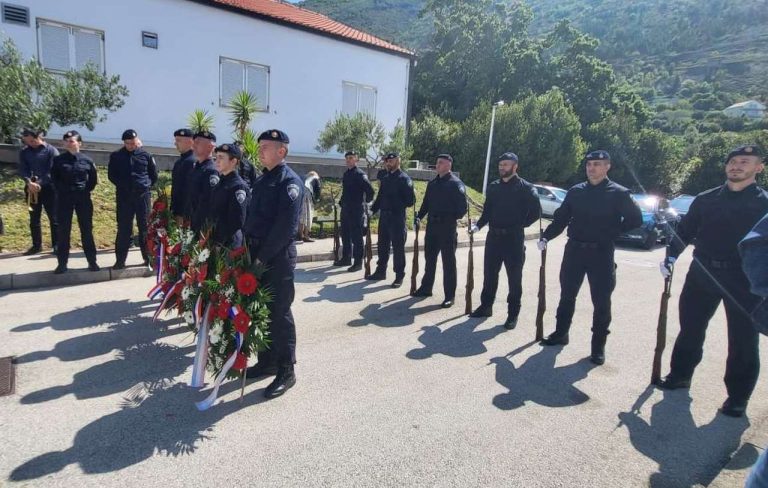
xmin=482 ymin=100 xmax=504 ymax=196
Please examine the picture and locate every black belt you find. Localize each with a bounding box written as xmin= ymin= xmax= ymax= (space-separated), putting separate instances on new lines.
xmin=429 ymin=215 xmax=455 ymax=224
xmin=698 ymin=257 xmax=739 ymax=269
xmin=489 ymin=227 xmax=522 ymax=236
xmin=569 ymin=239 xmax=600 ymax=249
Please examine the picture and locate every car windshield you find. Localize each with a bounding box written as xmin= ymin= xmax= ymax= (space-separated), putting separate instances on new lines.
xmin=632 ymin=195 xmax=657 ymax=213
xmin=552 ymin=189 xmax=567 ymax=200
xmin=670 ymin=196 xmax=694 ymax=212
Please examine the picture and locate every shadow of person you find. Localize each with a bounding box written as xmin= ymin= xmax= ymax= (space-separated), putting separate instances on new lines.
xmin=294 ymin=265 xmax=346 ymax=284
xmin=21 ymin=342 xmax=195 ymax=404
xmin=304 ymin=280 xmax=390 ymax=304
xmin=347 ymin=298 xmax=443 ymax=328
xmin=491 ymin=344 xmax=597 ymax=410
xmin=618 ymin=388 xmax=750 ymax=487
xmin=406 ymin=319 xmax=506 ymax=360
xmin=12 ymin=299 xmax=156 ymax=332
xmin=10 ymin=381 xmax=268 ymax=482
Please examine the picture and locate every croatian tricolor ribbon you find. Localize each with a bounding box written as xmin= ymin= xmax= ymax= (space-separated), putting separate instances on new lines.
xmin=190 ymin=302 xmax=212 ymax=388
xmin=152 ymin=279 xmax=183 ymax=321
xmin=196 ymin=331 xmax=243 ymax=411
xmin=155 ymin=240 xmax=165 ymax=283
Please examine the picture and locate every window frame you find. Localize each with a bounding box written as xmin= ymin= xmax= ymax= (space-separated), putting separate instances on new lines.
xmin=342 ymin=81 xmax=377 ymax=116
xmin=218 ymin=56 xmax=270 ymax=112
xmin=36 ymin=18 xmax=106 ymax=74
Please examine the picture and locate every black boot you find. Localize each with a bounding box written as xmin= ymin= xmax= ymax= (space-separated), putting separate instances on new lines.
xmin=720 ymin=398 xmax=748 ymax=418
xmin=333 ymin=257 xmax=352 ymax=267
xmin=347 ymin=260 xmax=362 ymax=272
xmin=367 ymin=268 xmax=386 ymax=281
xmin=541 ymin=331 xmax=569 ymax=346
xmin=411 ymin=287 xmax=432 ymax=297
xmin=23 ymin=246 xmax=41 ymax=256
xmin=391 ymin=274 xmax=405 ymax=288
xmin=264 ymin=366 xmax=296 ymax=399
xmin=658 ymin=375 xmax=691 ymax=390
xmin=245 ymin=363 xmax=278 ymax=380
xmin=469 ymin=305 xmax=492 ymax=318
xmin=53 ymin=263 xmax=68 ymax=274
xmin=504 ymin=315 xmax=518 ymax=330
xmin=590 ymin=334 xmax=607 ymax=365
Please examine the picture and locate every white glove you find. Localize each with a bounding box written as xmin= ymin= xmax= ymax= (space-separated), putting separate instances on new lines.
xmin=659 ymin=257 xmax=676 ymax=278
xmin=468 ymin=224 xmax=479 ymax=234
xmin=537 ymin=239 xmax=547 ymax=251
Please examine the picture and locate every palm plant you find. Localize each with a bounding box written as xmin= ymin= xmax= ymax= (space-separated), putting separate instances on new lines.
xmin=227 ymin=91 xmax=259 ymax=141
xmin=187 ymin=109 xmax=215 ymax=133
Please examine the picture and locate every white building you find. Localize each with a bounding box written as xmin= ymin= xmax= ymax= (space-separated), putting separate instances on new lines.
xmin=723 ymin=100 xmax=766 ymax=120
xmin=0 ymin=0 xmax=414 ymax=159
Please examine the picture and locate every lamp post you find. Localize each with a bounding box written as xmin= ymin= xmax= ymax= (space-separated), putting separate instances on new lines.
xmin=482 ymin=100 xmax=505 ymax=196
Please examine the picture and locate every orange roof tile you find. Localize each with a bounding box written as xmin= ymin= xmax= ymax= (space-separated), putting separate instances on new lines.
xmin=201 ymin=0 xmax=414 ymax=57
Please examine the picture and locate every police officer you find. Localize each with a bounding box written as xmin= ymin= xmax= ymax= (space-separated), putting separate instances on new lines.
xmin=233 ymin=140 xmax=258 ymax=190
xmin=539 ymin=150 xmax=642 ymax=365
xmin=367 ymin=152 xmax=416 ymax=288
xmin=243 ymin=129 xmax=303 ymax=399
xmin=108 ymin=129 xmax=158 ymax=269
xmin=208 ymin=143 xmax=249 ymax=247
xmin=335 ymin=150 xmax=375 ymax=271
xmin=170 ymin=128 xmax=196 ymax=225
xmin=19 ymin=128 xmax=59 ymax=255
xmin=659 ymin=145 xmax=768 ymax=417
xmin=184 ymin=131 xmax=219 ymax=233
xmin=412 ymin=154 xmax=468 ymax=308
xmin=51 ymin=131 xmax=99 ymax=274
xmin=468 ymin=152 xmax=540 ymax=326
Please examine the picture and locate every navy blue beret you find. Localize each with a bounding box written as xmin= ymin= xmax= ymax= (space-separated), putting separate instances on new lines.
xmin=121 ymin=129 xmax=138 ymax=141
xmin=726 ymin=145 xmax=764 ymax=163
xmin=498 ymin=152 xmax=518 ymax=162
xmin=215 ymin=143 xmax=242 ymax=159
xmin=437 ymin=153 xmax=454 ymax=163
xmin=194 ymin=130 xmax=216 ymax=142
xmin=174 ymin=128 xmax=193 ymax=138
xmin=384 ymin=151 xmax=399 ymax=160
xmin=257 ymin=129 xmax=289 ymax=143
xmin=585 ymin=150 xmax=611 ymax=161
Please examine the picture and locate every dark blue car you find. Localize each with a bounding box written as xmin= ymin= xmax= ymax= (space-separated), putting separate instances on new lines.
xmin=616 ymin=194 xmax=680 ymax=249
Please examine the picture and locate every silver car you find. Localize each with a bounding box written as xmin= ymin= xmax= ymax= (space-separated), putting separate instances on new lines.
xmin=534 ymin=185 xmax=567 ymax=217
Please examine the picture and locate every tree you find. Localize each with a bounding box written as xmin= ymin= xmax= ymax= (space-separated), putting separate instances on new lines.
xmin=316 ymin=112 xmax=411 ymax=175
xmin=409 ymin=109 xmax=461 ymax=163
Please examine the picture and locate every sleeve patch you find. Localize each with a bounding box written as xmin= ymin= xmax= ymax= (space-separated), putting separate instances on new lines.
xmin=287 ymin=183 xmax=301 ymax=201
xmin=235 ymin=189 xmax=247 ymax=204
xmin=209 ymin=175 xmax=220 ymax=187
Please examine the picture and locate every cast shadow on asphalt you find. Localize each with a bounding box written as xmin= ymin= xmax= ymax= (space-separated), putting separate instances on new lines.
xmin=618 ymin=386 xmax=750 ymax=487
xmin=304 ymin=279 xmax=392 ymax=304
xmin=294 ymin=265 xmax=347 ymax=284
xmin=11 ymin=299 xmax=157 ymax=332
xmin=10 ymin=381 xmax=269 ymax=482
xmin=347 ymin=296 xmax=444 ymax=328
xmin=406 ymin=318 xmax=507 ymax=359
xmin=490 ymin=343 xmax=598 ymax=410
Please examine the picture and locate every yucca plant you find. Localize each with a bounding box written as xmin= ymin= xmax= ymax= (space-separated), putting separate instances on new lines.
xmin=227 ymin=90 xmax=259 ymax=141
xmin=187 ymin=109 xmax=215 ymax=133
xmin=239 ymin=129 xmax=261 ymax=167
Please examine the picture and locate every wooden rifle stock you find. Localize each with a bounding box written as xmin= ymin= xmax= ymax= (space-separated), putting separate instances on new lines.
xmin=651 ymin=274 xmax=673 ymax=385
xmin=330 ymin=188 xmax=341 ymax=262
xmin=465 ymin=213 xmax=475 ymax=315
xmin=410 ymin=208 xmax=420 ymax=295
xmin=535 ymin=219 xmax=546 ymax=341
xmin=364 ymin=204 xmax=373 ymax=277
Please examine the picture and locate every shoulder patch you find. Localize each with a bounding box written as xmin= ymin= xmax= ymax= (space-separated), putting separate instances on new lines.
xmin=287 ymin=183 xmax=301 ymax=201
xmin=235 ymin=189 xmax=247 ymax=204
xmin=209 ymin=175 xmax=220 ymax=187
xmin=459 ymin=184 xmax=466 ymax=194
xmin=407 ymin=179 xmax=413 ymax=188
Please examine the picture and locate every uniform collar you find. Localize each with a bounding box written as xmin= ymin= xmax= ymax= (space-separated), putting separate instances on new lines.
xmin=587 ymin=177 xmax=610 ymax=188
xmin=181 ymin=149 xmax=194 ymax=158
xmin=500 ymin=174 xmax=520 ymax=184
xmin=389 ymin=168 xmax=402 ymax=176
xmin=437 ymin=172 xmax=452 ymax=181
xmin=262 ymin=161 xmax=286 ymax=174
xmin=719 ymin=182 xmax=759 ymax=196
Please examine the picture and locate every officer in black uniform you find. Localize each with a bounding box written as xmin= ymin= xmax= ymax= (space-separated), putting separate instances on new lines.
xmin=412 ymin=154 xmax=468 ymax=308
xmin=108 ymin=129 xmax=158 ymax=269
xmin=659 ymin=144 xmax=768 ymax=417
xmin=335 ymin=150 xmax=375 ymax=271
xmin=243 ymin=129 xmax=303 ymax=399
xmin=468 ymin=152 xmax=540 ymax=327
xmin=233 ymin=140 xmax=258 ymax=190
xmin=51 ymin=130 xmax=100 ymax=274
xmin=368 ymin=152 xmax=416 ymax=288
xmin=184 ymin=131 xmax=219 ymax=233
xmin=19 ymin=128 xmax=59 ymax=255
xmin=170 ymin=128 xmax=196 ymax=224
xmin=208 ymin=143 xmax=249 ymax=247
xmin=539 ymin=150 xmax=642 ymax=365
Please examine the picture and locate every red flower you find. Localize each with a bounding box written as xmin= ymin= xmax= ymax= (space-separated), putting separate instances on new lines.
xmin=234 ymin=312 xmax=251 ymax=333
xmin=153 ymin=200 xmax=166 ymax=212
xmin=233 ymin=352 xmax=248 ymax=371
xmin=229 ymin=247 xmax=247 ymax=259
xmin=219 ymin=269 xmax=232 ymax=285
xmin=181 ymin=255 xmax=190 ymax=267
xmin=158 ymin=219 xmax=168 ymax=228
xmin=170 ymin=243 xmax=181 ymax=256
xmin=216 ymin=303 xmax=229 ymax=320
xmin=210 ymin=292 xmax=221 ymax=303
xmin=237 ymin=273 xmax=258 ymax=295
xmin=198 ymin=263 xmax=208 ymax=283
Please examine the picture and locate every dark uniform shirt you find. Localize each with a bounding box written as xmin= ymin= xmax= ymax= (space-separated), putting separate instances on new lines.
xmin=51 ymin=152 xmax=98 ymax=193
xmin=371 ymin=168 xmax=416 ymax=213
xmin=670 ymin=183 xmax=768 ymax=262
xmin=543 ymin=178 xmax=642 ymax=244
xmin=171 ymin=149 xmax=196 ymax=216
xmin=107 ymin=147 xmax=158 ymax=193
xmin=418 ymin=172 xmax=468 ymax=221
xmin=477 ymin=175 xmax=540 ymax=229
xmin=185 ymin=158 xmax=219 ymax=229
xmin=238 ymin=159 xmax=259 ymax=190
xmin=208 ymin=172 xmax=249 ymax=246
xmin=244 ymin=162 xmax=303 ymax=264
xmin=19 ymin=143 xmax=59 ymax=186
xmin=340 ymin=166 xmax=375 ymax=209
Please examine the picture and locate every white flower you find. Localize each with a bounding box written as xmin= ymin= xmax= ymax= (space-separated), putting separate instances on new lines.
xmin=209 ymin=320 xmax=224 ymax=344
xmin=224 ymin=285 xmax=235 ymax=299
xmin=183 ymin=311 xmax=195 ymax=324
xmin=181 ymin=286 xmax=191 ymax=300
xmin=215 ymin=274 xmax=221 ymax=282
xmin=197 ymin=248 xmax=210 ymax=263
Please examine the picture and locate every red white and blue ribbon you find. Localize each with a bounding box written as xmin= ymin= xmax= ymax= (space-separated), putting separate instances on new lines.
xmin=152 ymin=279 xmax=183 ymax=321
xmin=190 ymin=302 xmax=212 ymax=388
xmin=147 ymin=281 xmax=165 ymax=300
xmin=155 ymin=240 xmax=165 ymax=283
xmin=196 ymin=331 xmax=243 ymax=411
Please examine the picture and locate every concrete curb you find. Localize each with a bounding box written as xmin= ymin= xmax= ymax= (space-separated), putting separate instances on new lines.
xmin=0 ymin=233 xmax=539 ymax=291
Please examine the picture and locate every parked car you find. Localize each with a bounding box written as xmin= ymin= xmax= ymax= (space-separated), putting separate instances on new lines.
xmin=534 ymin=185 xmax=568 ymax=217
xmin=616 ymin=194 xmax=679 ymax=249
xmin=669 ymin=194 xmax=695 ymax=218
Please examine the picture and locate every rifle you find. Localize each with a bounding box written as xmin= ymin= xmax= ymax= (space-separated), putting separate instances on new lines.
xmin=329 ymin=187 xmax=341 ymax=262
xmin=651 ymin=273 xmax=673 ymax=385
xmin=465 ymin=205 xmax=475 ymax=315
xmin=535 ymin=218 xmax=546 ymax=341
xmin=26 ymin=175 xmax=39 ymax=211
xmin=410 ymin=207 xmax=420 ymax=295
xmin=364 ymin=203 xmax=373 ymax=277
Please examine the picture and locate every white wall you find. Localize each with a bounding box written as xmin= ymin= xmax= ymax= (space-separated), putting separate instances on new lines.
xmin=2 ymin=0 xmax=411 ymax=156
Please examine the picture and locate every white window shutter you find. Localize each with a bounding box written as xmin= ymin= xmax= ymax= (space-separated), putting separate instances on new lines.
xmin=342 ymin=82 xmax=358 ymax=115
xmin=246 ymin=64 xmax=269 ymax=110
xmin=220 ymin=59 xmax=243 ymax=105
xmin=359 ymin=86 xmax=376 ymax=116
xmin=39 ymin=22 xmax=70 ymax=71
xmin=73 ymin=28 xmax=103 ymax=71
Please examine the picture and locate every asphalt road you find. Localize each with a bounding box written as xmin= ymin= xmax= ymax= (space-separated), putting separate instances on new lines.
xmin=0 ymin=239 xmax=765 ymax=487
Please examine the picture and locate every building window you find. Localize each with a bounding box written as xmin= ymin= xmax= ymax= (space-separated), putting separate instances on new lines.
xmin=342 ymin=81 xmax=377 ymax=116
xmin=142 ymin=31 xmax=158 ymax=49
xmin=219 ymin=57 xmax=269 ymax=111
xmin=36 ymin=19 xmax=104 ymax=73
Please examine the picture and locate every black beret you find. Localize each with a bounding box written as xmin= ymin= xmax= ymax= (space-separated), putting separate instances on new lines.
xmin=257 ymin=129 xmax=289 ymax=143
xmin=726 ymin=145 xmax=764 ymax=163
xmin=63 ymin=130 xmax=81 ymax=140
xmin=344 ymin=150 xmax=358 ymax=157
xmin=121 ymin=129 xmax=138 ymax=141
xmin=194 ymin=130 xmax=216 ymax=142
xmin=384 ymin=151 xmax=399 ymax=160
xmin=21 ymin=128 xmax=45 ymax=138
xmin=586 ymin=150 xmax=611 ymax=161
xmin=497 ymin=152 xmax=518 ymax=162
xmin=215 ymin=143 xmax=242 ymax=159
xmin=437 ymin=153 xmax=454 ymax=163
xmin=174 ymin=128 xmax=193 ymax=138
